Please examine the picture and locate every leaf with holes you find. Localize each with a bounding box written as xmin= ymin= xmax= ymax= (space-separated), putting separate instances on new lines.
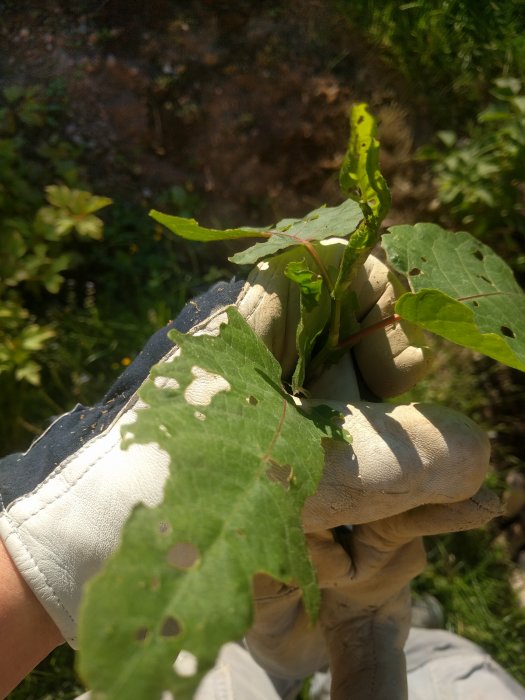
xmin=229 ymin=199 xmax=362 ymax=266
xmin=339 ymin=102 xmax=391 ymax=223
xmin=383 ymin=223 xmax=525 ymax=371
xmin=78 ymin=308 xmax=344 ymax=700
xmin=150 ymin=200 xmax=362 ymax=266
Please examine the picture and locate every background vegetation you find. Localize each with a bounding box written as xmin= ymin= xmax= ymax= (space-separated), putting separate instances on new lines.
xmin=1 ymin=0 xmax=524 ymax=696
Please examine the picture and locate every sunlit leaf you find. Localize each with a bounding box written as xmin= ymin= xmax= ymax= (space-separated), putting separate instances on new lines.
xmin=79 ymin=309 xmax=344 ymax=700
xmin=383 ymin=223 xmax=525 ymax=370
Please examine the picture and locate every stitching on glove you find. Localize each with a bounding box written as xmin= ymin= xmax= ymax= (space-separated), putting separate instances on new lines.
xmin=8 ymin=307 xmax=231 ymax=519
xmin=254 ymin=586 xmax=301 ymax=603
xmin=1 ymin=507 xmax=77 ymax=632
xmin=468 ymin=494 xmax=496 ymax=514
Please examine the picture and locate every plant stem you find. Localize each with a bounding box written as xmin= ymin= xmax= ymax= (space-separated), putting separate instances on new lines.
xmin=301 ymin=239 xmax=335 ymax=295
xmin=337 ymin=313 xmax=400 ymax=349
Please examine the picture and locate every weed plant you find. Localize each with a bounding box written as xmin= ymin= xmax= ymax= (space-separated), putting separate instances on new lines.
xmin=3 ymin=3 xmax=525 ymax=695
xmin=338 ymin=0 xmax=525 ymax=126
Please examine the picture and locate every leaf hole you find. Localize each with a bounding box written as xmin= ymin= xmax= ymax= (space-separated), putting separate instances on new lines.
xmin=174 ymin=650 xmax=198 ymax=677
xmin=409 ymin=267 xmax=422 ymax=276
xmin=479 ymin=275 xmax=493 ymax=285
xmin=474 ymin=250 xmax=484 ymax=261
xmin=166 ymin=542 xmax=200 ymax=570
xmin=357 ymin=115 xmax=364 ymax=124
xmin=135 ymin=626 xmax=149 ymax=642
xmin=472 ymin=300 xmax=479 ymax=307
xmin=160 ymin=615 xmax=182 ymax=638
xmin=420 ymin=256 xmax=427 ymax=263
xmin=501 ymin=325 xmax=515 ymax=339
xmin=265 ymin=460 xmax=293 ymax=490
xmin=193 ymin=410 xmax=206 ymax=421
xmin=159 ymin=521 xmax=170 ymax=535
xmin=246 ymin=395 xmax=258 ymax=406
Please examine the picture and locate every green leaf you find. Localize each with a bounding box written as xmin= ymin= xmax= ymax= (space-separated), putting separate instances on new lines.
xmin=284 ymin=259 xmax=324 ymax=307
xmin=78 ymin=308 xmax=342 ymax=700
xmin=339 ymin=103 xmax=391 ymax=222
xmin=332 ymin=105 xmax=391 ymax=300
xmin=383 ymin=223 xmax=525 ymax=371
xmin=149 ymin=209 xmax=265 ymax=242
xmin=285 ymin=259 xmax=332 ymax=393
xmin=45 ymin=186 xmax=112 ymax=214
xmin=230 ymin=199 xmax=362 ymax=266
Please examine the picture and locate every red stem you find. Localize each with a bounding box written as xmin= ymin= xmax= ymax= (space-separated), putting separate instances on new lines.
xmin=337 ymin=313 xmax=400 ymax=349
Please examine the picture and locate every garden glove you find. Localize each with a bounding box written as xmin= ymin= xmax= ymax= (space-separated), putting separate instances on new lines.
xmin=0 ymin=244 xmax=500 ymax=698
xmin=244 ymin=247 xmax=501 ymax=700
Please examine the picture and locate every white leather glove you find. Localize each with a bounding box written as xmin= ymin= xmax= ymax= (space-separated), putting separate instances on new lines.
xmin=0 ymin=245 xmax=500 ymax=699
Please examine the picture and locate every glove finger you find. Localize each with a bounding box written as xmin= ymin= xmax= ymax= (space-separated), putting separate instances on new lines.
xmin=247 ymin=573 xmax=328 ymax=679
xmin=350 ymin=252 xmax=432 ymax=398
xmin=359 ymin=486 xmax=502 ymax=545
xmin=301 ymin=400 xmax=490 ymax=532
xmin=237 ymin=255 xmax=301 ymax=379
xmin=320 ymin=586 xmax=411 ymax=700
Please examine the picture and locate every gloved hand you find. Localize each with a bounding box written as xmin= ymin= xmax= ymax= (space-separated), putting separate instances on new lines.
xmin=0 ymin=244 xmax=500 ymax=699
xmin=244 ymin=249 xmax=501 ymax=700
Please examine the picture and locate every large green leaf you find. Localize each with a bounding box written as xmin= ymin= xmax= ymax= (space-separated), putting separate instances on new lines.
xmin=78 ymin=308 xmax=342 ymax=700
xmin=383 ymin=223 xmax=525 ymax=371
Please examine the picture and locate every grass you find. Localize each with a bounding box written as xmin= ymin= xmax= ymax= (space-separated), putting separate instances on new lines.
xmin=337 ymin=0 xmax=525 ymax=127
xmin=397 ymin=338 xmax=525 ymax=685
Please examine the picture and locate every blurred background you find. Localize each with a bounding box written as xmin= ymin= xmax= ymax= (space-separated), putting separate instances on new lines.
xmin=1 ymin=0 xmax=524 ymax=696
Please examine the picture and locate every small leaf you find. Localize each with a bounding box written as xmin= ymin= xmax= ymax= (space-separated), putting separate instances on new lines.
xmin=149 ymin=209 xmax=265 ymax=242
xmin=230 ymin=199 xmax=362 ymax=266
xmin=383 ymin=223 xmax=525 ymax=370
xmin=78 ymin=309 xmax=343 ymax=700
xmin=339 ymin=103 xmax=391 ymax=222
xmin=285 ymin=258 xmax=332 ymax=393
xmin=284 ymin=259 xmax=324 ymax=308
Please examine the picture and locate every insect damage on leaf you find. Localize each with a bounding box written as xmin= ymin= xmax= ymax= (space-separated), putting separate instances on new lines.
xmin=383 ymin=223 xmax=525 ymax=371
xmin=78 ymin=308 xmax=347 ymax=700
xmin=79 ymin=100 xmax=525 ymax=700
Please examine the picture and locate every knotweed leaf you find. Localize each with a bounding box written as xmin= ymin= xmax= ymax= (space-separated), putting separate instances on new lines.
xmin=383 ymin=223 xmax=525 ymax=371
xmin=284 ymin=259 xmax=332 ymax=393
xmin=230 ymin=199 xmax=362 ymax=265
xmin=149 ymin=209 xmax=266 ymax=241
xmin=339 ymin=103 xmax=391 ymax=222
xmin=78 ymin=308 xmax=341 ymax=700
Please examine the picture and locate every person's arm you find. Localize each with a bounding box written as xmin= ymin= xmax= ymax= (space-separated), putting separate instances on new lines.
xmin=0 ymin=539 xmax=63 ymax=699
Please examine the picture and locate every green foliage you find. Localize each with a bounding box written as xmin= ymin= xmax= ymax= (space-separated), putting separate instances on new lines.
xmin=339 ymin=0 xmax=525 ymax=124
xmin=414 ymin=531 xmax=525 ymax=685
xmin=421 ymin=78 xmax=525 ymax=270
xmin=0 ymin=185 xmax=111 ymax=386
xmin=0 ymin=83 xmax=210 ymax=455
xmin=152 ymin=104 xmax=391 ymax=392
xmin=79 ymin=102 xmax=525 ymax=697
xmin=79 ymin=308 xmax=342 ymax=699
xmin=383 ymin=223 xmax=525 ymax=371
